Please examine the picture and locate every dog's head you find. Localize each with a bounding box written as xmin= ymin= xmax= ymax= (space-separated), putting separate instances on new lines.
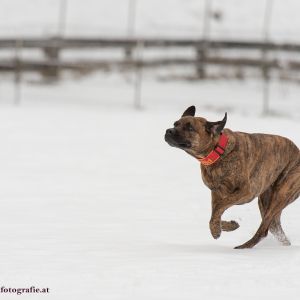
xmin=164 ymin=106 xmax=227 ymax=157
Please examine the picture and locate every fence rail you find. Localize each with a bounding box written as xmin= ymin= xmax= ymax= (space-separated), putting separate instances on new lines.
xmin=1 ymin=57 xmax=300 ymax=72
xmin=1 ymin=37 xmax=300 ymax=51
xmin=1 ymin=36 xmax=300 ymax=77
xmin=2 ymin=36 xmax=300 ymax=110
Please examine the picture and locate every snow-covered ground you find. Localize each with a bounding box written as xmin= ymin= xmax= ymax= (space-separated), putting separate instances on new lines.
xmin=0 ymin=74 xmax=300 ymax=299
xmin=1 ymin=0 xmax=300 ymax=298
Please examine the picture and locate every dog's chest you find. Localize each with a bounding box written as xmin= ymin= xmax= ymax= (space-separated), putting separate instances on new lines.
xmin=201 ymin=165 xmax=239 ymax=195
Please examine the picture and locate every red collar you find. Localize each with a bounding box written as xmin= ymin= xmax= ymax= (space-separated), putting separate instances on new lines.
xmin=197 ymin=133 xmax=229 ymax=166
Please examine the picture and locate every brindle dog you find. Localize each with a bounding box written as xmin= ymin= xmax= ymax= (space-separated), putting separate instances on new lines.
xmin=165 ymin=106 xmax=300 ymax=249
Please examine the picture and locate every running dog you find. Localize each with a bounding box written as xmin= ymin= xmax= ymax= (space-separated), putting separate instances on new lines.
xmin=165 ymin=106 xmax=300 ymax=249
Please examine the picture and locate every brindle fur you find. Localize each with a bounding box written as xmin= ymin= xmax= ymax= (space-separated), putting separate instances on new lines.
xmin=165 ymin=106 xmax=300 ymax=249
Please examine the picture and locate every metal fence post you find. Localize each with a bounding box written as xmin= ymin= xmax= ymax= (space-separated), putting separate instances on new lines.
xmin=262 ymin=0 xmax=274 ymax=115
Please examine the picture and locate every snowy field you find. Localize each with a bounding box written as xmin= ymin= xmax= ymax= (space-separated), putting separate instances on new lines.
xmin=1 ymin=0 xmax=300 ymax=298
xmin=0 ymin=75 xmax=300 ymax=299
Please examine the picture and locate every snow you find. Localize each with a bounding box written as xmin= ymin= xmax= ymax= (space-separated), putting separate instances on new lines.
xmin=1 ymin=0 xmax=300 ymax=298
xmin=0 ymin=74 xmax=300 ymax=299
xmin=2 ymin=0 xmax=300 ymax=41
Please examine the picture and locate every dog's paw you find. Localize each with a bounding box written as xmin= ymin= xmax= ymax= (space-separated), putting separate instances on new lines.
xmin=221 ymin=220 xmax=240 ymax=232
xmin=212 ymin=232 xmax=221 ymax=239
xmin=234 ymin=243 xmax=252 ymax=249
xmin=234 ymin=239 xmax=257 ymax=249
xmin=210 ymin=222 xmax=221 ymax=239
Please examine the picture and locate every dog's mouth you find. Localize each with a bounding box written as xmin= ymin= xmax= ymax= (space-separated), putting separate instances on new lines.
xmin=165 ymin=134 xmax=191 ymax=149
xmin=177 ymin=141 xmax=191 ymax=148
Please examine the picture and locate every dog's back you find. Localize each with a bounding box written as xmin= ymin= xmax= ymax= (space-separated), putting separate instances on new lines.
xmin=230 ymin=130 xmax=300 ymax=197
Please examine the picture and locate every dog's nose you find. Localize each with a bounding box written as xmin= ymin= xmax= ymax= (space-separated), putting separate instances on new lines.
xmin=166 ymin=128 xmax=175 ymax=135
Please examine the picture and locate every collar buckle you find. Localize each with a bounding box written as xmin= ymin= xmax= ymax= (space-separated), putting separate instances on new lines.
xmin=198 ymin=133 xmax=229 ymax=166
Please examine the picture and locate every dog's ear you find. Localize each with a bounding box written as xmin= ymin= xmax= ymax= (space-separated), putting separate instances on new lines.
xmin=205 ymin=112 xmax=227 ymax=135
xmin=181 ymin=106 xmax=196 ymax=117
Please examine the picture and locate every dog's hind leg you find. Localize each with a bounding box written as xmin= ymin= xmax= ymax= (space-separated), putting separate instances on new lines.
xmin=258 ymin=187 xmax=272 ymax=218
xmin=268 ymin=162 xmax=300 ymax=246
xmin=258 ymin=188 xmax=290 ymax=246
xmin=269 ymin=214 xmax=291 ymax=246
xmin=235 ymin=162 xmax=300 ymax=249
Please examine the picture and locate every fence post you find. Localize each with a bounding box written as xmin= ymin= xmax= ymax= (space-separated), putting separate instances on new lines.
xmin=196 ymin=0 xmax=212 ymax=78
xmin=134 ymin=40 xmax=144 ymax=109
xmin=125 ymin=0 xmax=137 ymax=59
xmin=43 ymin=42 xmax=60 ymax=80
xmin=126 ymin=0 xmax=143 ymax=109
xmin=127 ymin=0 xmax=137 ymax=37
xmin=262 ymin=0 xmax=274 ymax=115
xmin=14 ymin=39 xmax=23 ymax=105
xmin=58 ymin=0 xmax=68 ymax=36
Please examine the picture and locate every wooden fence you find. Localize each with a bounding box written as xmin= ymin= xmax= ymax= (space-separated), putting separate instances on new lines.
xmin=1 ymin=36 xmax=300 ymax=110
xmin=1 ymin=37 xmax=300 ymax=74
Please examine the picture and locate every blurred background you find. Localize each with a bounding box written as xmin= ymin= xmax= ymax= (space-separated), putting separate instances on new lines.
xmin=1 ymin=1 xmax=300 ymax=299
xmin=1 ymin=0 xmax=300 ymax=116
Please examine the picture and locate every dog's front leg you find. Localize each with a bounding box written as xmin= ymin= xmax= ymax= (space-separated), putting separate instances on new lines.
xmin=209 ymin=208 xmax=224 ymax=239
xmin=209 ymin=192 xmax=231 ymax=239
xmin=221 ymin=220 xmax=240 ymax=232
xmin=210 ymin=184 xmax=252 ymax=239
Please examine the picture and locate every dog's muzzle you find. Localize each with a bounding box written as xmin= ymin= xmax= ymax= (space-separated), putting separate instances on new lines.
xmin=164 ymin=128 xmax=191 ymax=148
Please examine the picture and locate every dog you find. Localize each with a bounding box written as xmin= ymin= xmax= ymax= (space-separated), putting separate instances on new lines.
xmin=165 ymin=106 xmax=300 ymax=249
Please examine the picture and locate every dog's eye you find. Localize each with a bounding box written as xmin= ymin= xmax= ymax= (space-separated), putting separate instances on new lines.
xmin=186 ymin=123 xmax=194 ymax=132
xmin=174 ymin=121 xmax=179 ymax=127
